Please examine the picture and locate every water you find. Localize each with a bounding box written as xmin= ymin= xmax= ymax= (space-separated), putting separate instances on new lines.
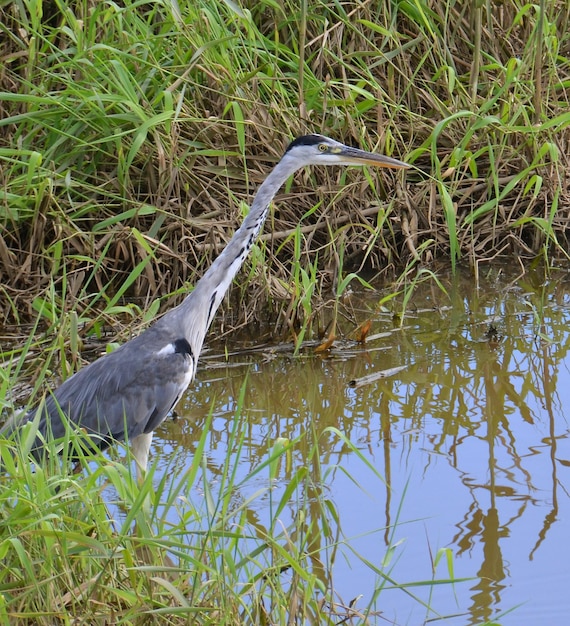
xmin=152 ymin=266 xmax=570 ymax=625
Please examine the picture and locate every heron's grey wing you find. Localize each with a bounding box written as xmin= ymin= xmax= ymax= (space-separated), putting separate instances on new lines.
xmin=4 ymin=330 xmax=194 ymax=454
xmin=90 ymin=347 xmax=193 ymax=442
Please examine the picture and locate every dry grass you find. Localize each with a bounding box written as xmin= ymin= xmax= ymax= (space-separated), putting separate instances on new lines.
xmin=1 ymin=0 xmax=569 ymax=332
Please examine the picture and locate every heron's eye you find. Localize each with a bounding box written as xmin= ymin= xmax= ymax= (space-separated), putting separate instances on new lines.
xmin=318 ymin=143 xmax=327 ymax=152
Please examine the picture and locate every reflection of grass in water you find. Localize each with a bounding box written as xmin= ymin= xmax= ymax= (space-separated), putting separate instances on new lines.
xmin=4 ymin=267 xmax=565 ymax=623
xmin=0 ymin=385 xmax=473 ymax=624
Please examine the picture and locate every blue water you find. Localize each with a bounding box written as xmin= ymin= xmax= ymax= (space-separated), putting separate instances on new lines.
xmin=151 ymin=267 xmax=570 ymax=625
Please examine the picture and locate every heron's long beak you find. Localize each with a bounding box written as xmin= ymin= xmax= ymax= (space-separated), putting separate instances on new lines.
xmin=340 ymin=146 xmax=409 ymax=169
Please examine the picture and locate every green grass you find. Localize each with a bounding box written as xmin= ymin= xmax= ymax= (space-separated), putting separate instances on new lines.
xmin=0 ymin=392 xmax=472 ymax=625
xmin=2 ymin=0 xmax=569 ymax=335
xmin=1 ymin=0 xmax=568 ymax=621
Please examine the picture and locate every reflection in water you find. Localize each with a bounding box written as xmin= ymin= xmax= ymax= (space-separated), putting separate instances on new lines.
xmin=152 ymin=268 xmax=570 ymax=625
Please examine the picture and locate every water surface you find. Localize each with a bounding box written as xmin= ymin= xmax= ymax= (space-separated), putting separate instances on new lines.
xmin=153 ymin=266 xmax=570 ymax=625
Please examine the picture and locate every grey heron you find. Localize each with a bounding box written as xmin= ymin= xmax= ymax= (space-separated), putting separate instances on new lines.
xmin=2 ymin=134 xmax=408 ymax=475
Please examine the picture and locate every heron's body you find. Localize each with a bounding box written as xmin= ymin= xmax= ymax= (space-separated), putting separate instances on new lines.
xmin=2 ymin=134 xmax=408 ymax=473
xmin=30 ymin=325 xmax=195 ymax=453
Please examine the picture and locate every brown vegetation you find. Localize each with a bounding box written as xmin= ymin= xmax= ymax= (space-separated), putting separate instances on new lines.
xmin=1 ymin=0 xmax=569 ymax=330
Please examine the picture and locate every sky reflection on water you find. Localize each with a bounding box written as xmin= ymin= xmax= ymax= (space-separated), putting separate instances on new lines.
xmin=154 ymin=267 xmax=570 ymax=625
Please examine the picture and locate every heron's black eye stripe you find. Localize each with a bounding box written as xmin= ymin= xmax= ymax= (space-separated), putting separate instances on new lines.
xmin=173 ymin=338 xmax=193 ymax=357
xmin=284 ymin=134 xmax=324 ymax=153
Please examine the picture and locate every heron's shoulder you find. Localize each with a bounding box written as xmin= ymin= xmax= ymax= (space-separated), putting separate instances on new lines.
xmin=155 ymin=338 xmax=193 ymax=358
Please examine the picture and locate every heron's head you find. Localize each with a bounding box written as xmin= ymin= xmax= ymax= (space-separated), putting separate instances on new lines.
xmin=283 ymin=134 xmax=409 ymax=170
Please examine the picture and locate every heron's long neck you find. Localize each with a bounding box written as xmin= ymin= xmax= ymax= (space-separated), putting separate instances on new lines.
xmin=163 ymin=156 xmax=298 ymax=351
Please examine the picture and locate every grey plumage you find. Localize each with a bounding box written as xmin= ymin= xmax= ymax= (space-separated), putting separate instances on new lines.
xmin=30 ymin=327 xmax=194 ymax=449
xmin=2 ymin=134 xmax=408 ymax=474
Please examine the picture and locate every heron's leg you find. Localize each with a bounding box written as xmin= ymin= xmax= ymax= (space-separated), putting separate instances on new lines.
xmin=131 ymin=432 xmax=153 ymax=482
